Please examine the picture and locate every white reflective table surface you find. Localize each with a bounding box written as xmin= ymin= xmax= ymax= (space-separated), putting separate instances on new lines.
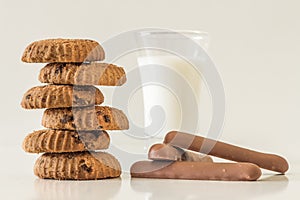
xmin=1 ymin=147 xmax=298 ymax=200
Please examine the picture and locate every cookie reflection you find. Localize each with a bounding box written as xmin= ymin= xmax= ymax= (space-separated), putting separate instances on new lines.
xmin=34 ymin=178 xmax=121 ymax=200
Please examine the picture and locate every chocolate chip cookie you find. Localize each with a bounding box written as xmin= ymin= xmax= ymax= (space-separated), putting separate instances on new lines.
xmin=34 ymin=151 xmax=121 ymax=180
xmin=22 ymin=39 xmax=105 ymax=63
xmin=21 ymin=85 xmax=104 ymax=109
xmin=42 ymin=106 xmax=129 ymax=130
xmin=23 ymin=129 xmax=110 ymax=153
xmin=39 ymin=62 xmax=126 ymax=86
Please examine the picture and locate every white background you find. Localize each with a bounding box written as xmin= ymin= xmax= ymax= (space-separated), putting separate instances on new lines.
xmin=0 ymin=0 xmax=299 ymax=199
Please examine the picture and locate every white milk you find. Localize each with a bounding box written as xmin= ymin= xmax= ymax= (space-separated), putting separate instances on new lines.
xmin=137 ymin=55 xmax=202 ymax=139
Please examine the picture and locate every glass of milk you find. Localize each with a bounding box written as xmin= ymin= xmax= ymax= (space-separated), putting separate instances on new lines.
xmin=136 ymin=30 xmax=209 ymax=143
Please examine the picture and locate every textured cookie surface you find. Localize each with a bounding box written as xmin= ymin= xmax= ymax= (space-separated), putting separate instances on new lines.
xmin=22 ymin=39 xmax=105 ymax=63
xmin=42 ymin=106 xmax=129 ymax=130
xmin=39 ymin=63 xmax=126 ymax=86
xmin=21 ymin=85 xmax=104 ymax=109
xmin=23 ymin=129 xmax=110 ymax=153
xmin=34 ymin=152 xmax=121 ymax=180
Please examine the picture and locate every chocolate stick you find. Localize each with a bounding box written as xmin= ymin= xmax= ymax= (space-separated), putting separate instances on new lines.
xmin=164 ymin=131 xmax=289 ymax=174
xmin=148 ymin=143 xmax=213 ymax=162
xmin=131 ymin=161 xmax=261 ymax=181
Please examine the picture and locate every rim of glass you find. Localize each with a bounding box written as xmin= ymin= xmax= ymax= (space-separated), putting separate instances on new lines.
xmin=138 ymin=30 xmax=208 ymax=39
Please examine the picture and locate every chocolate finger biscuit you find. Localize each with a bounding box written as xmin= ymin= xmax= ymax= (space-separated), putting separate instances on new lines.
xmin=148 ymin=143 xmax=213 ymax=162
xmin=42 ymin=106 xmax=129 ymax=130
xmin=21 ymin=85 xmax=104 ymax=109
xmin=39 ymin=63 xmax=126 ymax=86
xmin=22 ymin=129 xmax=110 ymax=153
xmin=164 ymin=131 xmax=289 ymax=174
xmin=22 ymin=39 xmax=105 ymax=63
xmin=130 ymin=161 xmax=261 ymax=181
xmin=34 ymin=152 xmax=121 ymax=180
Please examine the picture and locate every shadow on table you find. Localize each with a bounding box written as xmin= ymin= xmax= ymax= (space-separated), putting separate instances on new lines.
xmin=130 ymin=175 xmax=289 ymax=200
xmin=34 ymin=178 xmax=121 ymax=200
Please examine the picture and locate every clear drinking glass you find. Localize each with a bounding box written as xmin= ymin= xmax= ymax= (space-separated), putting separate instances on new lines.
xmin=136 ymin=30 xmax=209 ymax=145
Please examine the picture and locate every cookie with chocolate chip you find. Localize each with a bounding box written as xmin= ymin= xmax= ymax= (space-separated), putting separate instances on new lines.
xmin=21 ymin=85 xmax=104 ymax=109
xmin=34 ymin=151 xmax=121 ymax=180
xmin=42 ymin=106 xmax=129 ymax=130
xmin=22 ymin=129 xmax=110 ymax=153
xmin=22 ymin=39 xmax=105 ymax=63
xmin=39 ymin=62 xmax=126 ymax=86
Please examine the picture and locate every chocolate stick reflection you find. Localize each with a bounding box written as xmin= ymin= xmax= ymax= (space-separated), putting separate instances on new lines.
xmin=34 ymin=178 xmax=121 ymax=200
xmin=130 ymin=175 xmax=288 ymax=200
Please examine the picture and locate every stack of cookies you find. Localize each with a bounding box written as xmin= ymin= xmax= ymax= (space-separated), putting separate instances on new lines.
xmin=21 ymin=39 xmax=129 ymax=180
